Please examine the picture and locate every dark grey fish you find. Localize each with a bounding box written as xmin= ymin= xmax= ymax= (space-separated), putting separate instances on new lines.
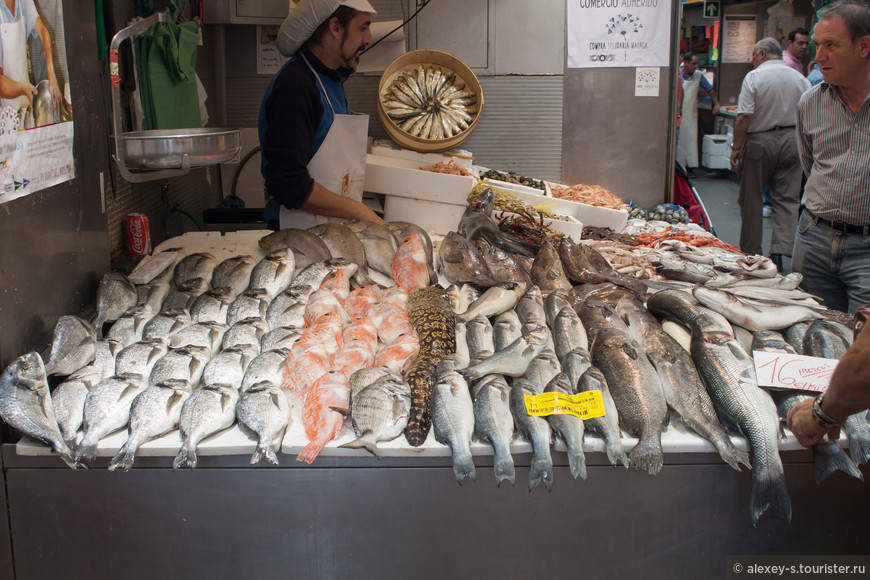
xmin=530 ymin=238 xmax=573 ymax=295
xmin=93 ymin=272 xmax=139 ymax=336
xmin=471 ymin=373 xmax=515 ymax=487
xmin=559 ymin=237 xmax=647 ymax=295
xmin=437 ymin=231 xmax=498 ymax=287
xmin=590 ymin=328 xmax=668 ymax=475
xmin=783 ymin=321 xmax=810 ymax=353
xmin=310 ymin=223 xmax=375 ymax=285
xmin=432 ymin=369 xmax=476 ymax=485
xmin=44 ymin=315 xmax=97 ymax=376
xmin=476 ymin=238 xmax=532 ymax=286
xmin=510 ymin=378 xmax=554 ymax=492
xmin=458 ymin=188 xmax=538 ymax=258
xmin=0 ymin=352 xmax=77 ymax=468
xmin=258 ymin=228 xmax=331 ymax=270
xmin=544 ymin=372 xmax=587 ymax=481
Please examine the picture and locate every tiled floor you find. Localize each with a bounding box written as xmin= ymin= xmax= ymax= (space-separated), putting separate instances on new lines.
xmin=685 ymin=169 xmax=793 ymax=274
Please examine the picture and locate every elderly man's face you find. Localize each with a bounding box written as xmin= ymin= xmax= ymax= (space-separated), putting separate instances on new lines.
xmin=683 ymin=56 xmax=699 ymax=75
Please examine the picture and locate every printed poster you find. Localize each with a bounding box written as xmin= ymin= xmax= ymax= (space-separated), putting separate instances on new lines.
xmin=722 ymin=15 xmax=758 ymax=64
xmin=0 ymin=0 xmax=74 ymax=204
xmin=567 ymin=0 xmax=672 ymax=68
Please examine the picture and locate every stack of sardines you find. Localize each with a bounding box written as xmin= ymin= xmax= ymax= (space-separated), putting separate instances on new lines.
xmin=0 ymin=220 xmax=441 ymax=470
xmin=381 ymin=64 xmax=478 ymax=140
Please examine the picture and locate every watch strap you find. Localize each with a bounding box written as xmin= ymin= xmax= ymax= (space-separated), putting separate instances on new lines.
xmin=812 ymin=392 xmax=844 ymax=429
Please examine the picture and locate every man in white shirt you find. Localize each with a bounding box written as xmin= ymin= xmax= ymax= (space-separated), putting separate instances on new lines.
xmin=729 ymin=38 xmax=811 ymax=270
xmin=783 ymin=27 xmax=810 ymax=73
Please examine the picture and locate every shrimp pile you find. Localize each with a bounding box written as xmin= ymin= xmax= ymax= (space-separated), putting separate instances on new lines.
xmin=632 ymin=228 xmax=743 ymax=254
xmin=548 ymin=182 xmax=627 ymax=210
xmin=419 ymin=160 xmax=476 ymax=177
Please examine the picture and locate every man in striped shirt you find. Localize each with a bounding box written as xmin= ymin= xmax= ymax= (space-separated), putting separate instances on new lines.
xmin=793 ymin=0 xmax=870 ymax=313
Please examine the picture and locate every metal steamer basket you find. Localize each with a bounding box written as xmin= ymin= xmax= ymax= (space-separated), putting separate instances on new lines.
xmin=376 ymin=49 xmax=484 ymax=153
xmin=109 ymin=14 xmax=240 ymax=183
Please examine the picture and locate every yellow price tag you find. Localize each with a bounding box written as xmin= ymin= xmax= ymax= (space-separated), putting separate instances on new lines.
xmin=524 ymin=391 xmax=606 ymax=420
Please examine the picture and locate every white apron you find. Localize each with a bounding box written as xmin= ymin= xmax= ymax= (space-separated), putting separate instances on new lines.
xmin=676 ymin=72 xmax=700 ymax=169
xmin=0 ymin=2 xmax=31 ymax=112
xmin=279 ymin=53 xmax=369 ymax=230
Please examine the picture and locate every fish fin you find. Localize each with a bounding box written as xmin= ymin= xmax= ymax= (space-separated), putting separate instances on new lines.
xmin=338 ymin=434 xmax=381 ymax=458
xmin=567 ymin=449 xmax=587 ymax=481
xmin=328 ymin=405 xmax=351 ymax=417
xmin=166 ymin=392 xmax=185 ymax=415
xmin=605 ymin=440 xmax=630 ymax=468
xmin=108 ymin=443 xmax=136 ymax=472
xmin=812 ymin=439 xmax=863 ymax=483
xmin=74 ymin=441 xmax=97 ymax=464
xmin=629 ymin=436 xmax=663 ymax=476
xmin=451 ymin=451 xmax=477 ymax=486
xmin=269 ymin=392 xmax=283 ymax=409
xmin=750 ymin=465 xmax=792 ymax=525
xmin=528 ymin=454 xmax=554 ymax=493
xmin=297 ymin=439 xmax=327 ymax=464
xmin=219 ymin=392 xmax=233 ymax=413
xmin=715 ymin=443 xmax=751 ymax=472
xmin=173 ymin=441 xmax=197 ymax=470
xmin=117 ymin=384 xmax=141 ymax=402
xmin=493 ymin=450 xmax=516 ymax=488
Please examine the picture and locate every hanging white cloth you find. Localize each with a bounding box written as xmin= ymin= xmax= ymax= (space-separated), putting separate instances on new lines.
xmin=0 ymin=2 xmax=31 ymax=112
xmin=676 ymin=71 xmax=701 ymax=169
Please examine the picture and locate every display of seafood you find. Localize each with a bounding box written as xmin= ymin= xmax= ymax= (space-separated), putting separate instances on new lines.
xmin=549 ymin=182 xmax=627 ymax=210
xmin=381 ymin=65 xmax=478 ymax=141
xmin=478 ymin=169 xmax=546 ymax=191
xmin=1 ymin=189 xmax=865 ymax=526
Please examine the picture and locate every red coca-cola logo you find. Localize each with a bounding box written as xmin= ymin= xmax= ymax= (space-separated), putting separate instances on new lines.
xmin=127 ymin=217 xmax=147 ymax=254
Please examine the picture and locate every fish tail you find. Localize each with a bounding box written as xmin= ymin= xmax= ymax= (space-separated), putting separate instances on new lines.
xmin=297 ymin=439 xmax=326 ymax=464
xmin=812 ymin=440 xmax=863 ymax=483
xmin=629 ymin=436 xmax=663 ymax=476
xmin=108 ymin=443 xmax=136 ymax=472
xmin=338 ymin=435 xmax=382 ymax=458
xmin=252 ymin=439 xmax=279 ymax=466
xmin=172 ymin=440 xmax=198 ymax=470
xmin=74 ymin=440 xmax=97 ymax=465
xmin=604 ymin=437 xmax=630 ymax=468
xmin=451 ymin=450 xmax=477 ymax=486
xmin=492 ymin=447 xmax=516 ymax=488
xmin=750 ymin=464 xmax=792 ymax=526
xmin=713 ymin=438 xmax=752 ymax=472
xmin=529 ymin=453 xmax=554 ymax=493
xmin=846 ymin=427 xmax=870 ymax=465
xmin=58 ymin=450 xmax=81 ymax=470
xmin=567 ymin=449 xmax=588 ymax=481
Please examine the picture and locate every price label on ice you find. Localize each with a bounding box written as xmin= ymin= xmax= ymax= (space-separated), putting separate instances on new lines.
xmin=524 ymin=391 xmax=606 ymax=420
xmin=753 ymin=351 xmax=839 ymax=393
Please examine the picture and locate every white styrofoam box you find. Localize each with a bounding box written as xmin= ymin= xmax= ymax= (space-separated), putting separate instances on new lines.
xmin=479 ymin=177 xmax=548 ymax=198
xmin=368 ymin=140 xmax=474 ymax=170
xmin=703 ymin=152 xmax=732 ymax=170
xmin=365 ymin=154 xmax=477 ymax=204
xmin=703 ymin=134 xmax=732 ymax=158
xmin=543 ymin=182 xmax=629 ymax=232
xmin=383 ymin=195 xmax=465 ymax=236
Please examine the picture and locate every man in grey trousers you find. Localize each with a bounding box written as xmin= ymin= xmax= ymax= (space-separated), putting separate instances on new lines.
xmin=729 ymin=37 xmax=811 ymax=271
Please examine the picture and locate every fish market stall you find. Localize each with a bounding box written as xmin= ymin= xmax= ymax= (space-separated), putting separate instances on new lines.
xmin=3 ymin=201 xmax=869 ymax=578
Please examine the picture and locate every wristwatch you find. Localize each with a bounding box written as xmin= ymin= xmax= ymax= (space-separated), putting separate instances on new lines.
xmin=811 ymin=391 xmax=844 ymax=430
xmin=730 ymin=143 xmax=742 ymax=150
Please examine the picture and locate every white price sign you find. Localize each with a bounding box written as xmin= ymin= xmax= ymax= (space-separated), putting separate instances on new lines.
xmin=753 ymin=351 xmax=839 ymax=393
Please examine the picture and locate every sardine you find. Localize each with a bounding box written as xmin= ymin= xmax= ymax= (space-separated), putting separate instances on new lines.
xmin=173 ymin=383 xmax=240 ymax=469
xmin=43 ymin=315 xmax=97 ymax=376
xmin=340 ymin=374 xmax=411 ymax=457
xmin=109 ymin=378 xmax=193 ymax=471
xmin=432 ymin=369 xmax=476 ymax=485
xmin=510 ymin=378 xmax=554 ymax=492
xmin=93 ymin=272 xmax=139 ymax=336
xmin=0 ymin=352 xmax=77 ymax=468
xmin=471 ymin=373 xmax=515 ymax=487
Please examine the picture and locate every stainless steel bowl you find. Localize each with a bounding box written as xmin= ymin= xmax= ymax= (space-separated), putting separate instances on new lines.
xmin=120 ymin=128 xmax=241 ymax=169
xmin=32 ymin=80 xmax=58 ymax=127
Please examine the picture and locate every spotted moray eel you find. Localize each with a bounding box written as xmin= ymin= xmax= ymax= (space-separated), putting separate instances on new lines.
xmin=404 ymin=286 xmax=456 ymax=446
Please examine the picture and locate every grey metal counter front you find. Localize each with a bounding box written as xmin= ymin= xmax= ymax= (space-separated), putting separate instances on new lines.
xmin=3 ymin=445 xmax=867 ymax=579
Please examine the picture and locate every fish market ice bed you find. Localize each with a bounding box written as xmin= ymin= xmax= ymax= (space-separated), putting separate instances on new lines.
xmin=13 ymin=229 xmax=840 ymax=464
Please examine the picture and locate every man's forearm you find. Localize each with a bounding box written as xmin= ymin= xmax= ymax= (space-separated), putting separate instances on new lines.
xmin=731 ymin=114 xmax=752 ymax=148
xmin=301 ymin=182 xmax=385 ymax=224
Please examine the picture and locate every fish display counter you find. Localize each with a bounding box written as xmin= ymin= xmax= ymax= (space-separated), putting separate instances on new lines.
xmin=2 ymin=215 xmax=869 ymax=578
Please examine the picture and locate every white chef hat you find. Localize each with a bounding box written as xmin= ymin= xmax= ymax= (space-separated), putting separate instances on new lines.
xmin=276 ymin=0 xmax=378 ymax=57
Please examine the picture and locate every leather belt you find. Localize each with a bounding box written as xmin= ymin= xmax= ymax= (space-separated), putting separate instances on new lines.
xmin=749 ymin=125 xmax=795 ymax=134
xmin=805 ymin=208 xmax=870 ymax=236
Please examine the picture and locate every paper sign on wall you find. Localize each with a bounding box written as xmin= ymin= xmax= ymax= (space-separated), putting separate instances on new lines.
xmin=753 ymin=351 xmax=839 ymax=393
xmin=635 ymin=67 xmax=660 ymax=97
xmin=567 ymin=0 xmax=672 ymax=69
